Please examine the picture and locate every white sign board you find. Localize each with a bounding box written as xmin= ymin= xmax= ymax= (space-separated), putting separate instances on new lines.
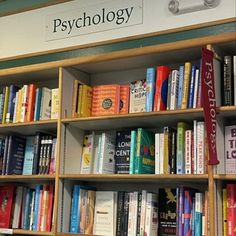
xmin=46 ymin=0 xmax=143 ymax=41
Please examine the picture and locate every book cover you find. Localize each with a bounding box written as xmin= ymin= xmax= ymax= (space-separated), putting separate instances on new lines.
xmin=181 ymin=62 xmax=191 ymax=109
xmin=51 ymin=88 xmax=59 ymax=119
xmin=153 ymin=65 xmax=172 ymax=111
xmin=0 ymin=185 xmax=15 ymax=228
xmin=6 ymin=135 xmax=26 ymax=175
xmin=119 ymin=85 xmax=130 ymax=114
xmin=145 ymin=67 xmax=156 ymax=112
xmin=114 ymin=130 xmax=131 ymax=174
xmin=129 ymin=79 xmax=146 ymax=113
xmin=226 ymin=184 xmax=236 ymax=236
xmin=144 ymin=192 xmax=158 ymax=236
xmin=80 ymin=85 xmax=92 ymax=117
xmin=40 ymin=87 xmax=52 ymax=120
xmin=34 ymin=87 xmax=42 ymax=121
xmin=80 ymin=132 xmax=95 ymax=174
xmin=92 ymin=84 xmax=120 ymax=116
xmin=22 ymin=136 xmax=35 ymax=175
xmin=134 ymin=128 xmax=155 ymax=174
xmin=26 ymin=84 xmax=37 ymax=122
xmin=158 ymin=188 xmax=177 ymax=236
xmin=6 ymin=85 xmax=19 ymax=123
xmin=93 ymin=191 xmax=118 ymax=236
xmin=225 ymin=125 xmax=236 ymax=174
xmin=177 ymin=65 xmax=185 ymax=109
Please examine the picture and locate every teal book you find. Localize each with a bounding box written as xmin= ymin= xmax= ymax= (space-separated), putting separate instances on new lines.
xmin=22 ymin=136 xmax=35 ymax=175
xmin=134 ymin=128 xmax=155 ymax=174
xmin=34 ymin=88 xmax=42 ymax=121
xmin=129 ymin=130 xmax=137 ymax=174
xmin=145 ymin=67 xmax=156 ymax=112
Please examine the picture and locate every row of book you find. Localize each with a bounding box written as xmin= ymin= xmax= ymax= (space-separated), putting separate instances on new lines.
xmin=0 ymin=133 xmax=57 ymax=175
xmin=0 ymin=84 xmax=59 ymax=124
xmin=69 ymin=185 xmax=208 ymax=236
xmin=222 ymin=184 xmax=236 ymax=236
xmin=79 ymin=120 xmax=208 ymax=175
xmin=0 ymin=184 xmax=54 ymax=232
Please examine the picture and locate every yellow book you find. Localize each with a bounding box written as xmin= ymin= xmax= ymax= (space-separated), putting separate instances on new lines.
xmin=80 ymin=85 xmax=92 ymax=117
xmin=77 ymin=84 xmax=83 ymax=117
xmin=223 ymin=188 xmax=228 ymax=236
xmin=51 ymin=88 xmax=59 ymax=119
xmin=163 ymin=127 xmax=170 ymax=174
xmin=2 ymin=86 xmax=9 ymax=124
xmin=181 ymin=62 xmax=191 ymax=109
xmin=16 ymin=88 xmax=22 ymax=123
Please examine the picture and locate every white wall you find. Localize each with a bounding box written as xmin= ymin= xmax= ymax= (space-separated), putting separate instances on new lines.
xmin=0 ymin=0 xmax=235 ymax=59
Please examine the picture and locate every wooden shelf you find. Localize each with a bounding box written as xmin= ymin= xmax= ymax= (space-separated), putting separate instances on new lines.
xmin=214 ymin=174 xmax=236 ymax=180
xmin=59 ymin=174 xmax=208 ymax=183
xmin=0 ymin=120 xmax=57 ymax=135
xmin=13 ymin=229 xmax=53 ymax=235
xmin=217 ymin=105 xmax=236 ymax=118
xmin=62 ymin=108 xmax=204 ymax=130
xmin=0 ymin=175 xmax=55 ymax=183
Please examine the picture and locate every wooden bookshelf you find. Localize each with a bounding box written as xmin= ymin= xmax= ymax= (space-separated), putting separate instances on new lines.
xmin=214 ymin=174 xmax=236 ymax=180
xmin=13 ymin=229 xmax=53 ymax=235
xmin=0 ymin=175 xmax=55 ymax=182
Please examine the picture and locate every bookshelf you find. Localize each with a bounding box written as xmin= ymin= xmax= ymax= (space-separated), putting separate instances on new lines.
xmin=0 ymin=19 xmax=235 ymax=236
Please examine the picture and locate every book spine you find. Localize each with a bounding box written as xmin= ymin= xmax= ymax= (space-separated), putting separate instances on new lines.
xmin=181 ymin=62 xmax=191 ymax=109
xmin=70 ymin=185 xmax=80 ymax=233
xmin=0 ymin=92 xmax=4 ymax=123
xmin=188 ymin=65 xmax=196 ymax=108
xmin=119 ymin=85 xmax=130 ymax=114
xmin=13 ymin=91 xmax=19 ymax=123
xmin=32 ymin=133 xmax=42 ymax=174
xmin=170 ymin=130 xmax=177 ymax=174
xmin=136 ymin=192 xmax=142 ymax=236
xmin=6 ymin=85 xmax=18 ymax=123
xmin=129 ymin=130 xmax=137 ymax=174
xmin=166 ymin=72 xmax=172 ymax=110
xmin=223 ymin=56 xmax=233 ymax=106
xmin=170 ymin=70 xmax=179 ymax=110
xmin=155 ymin=133 xmax=160 ymax=174
xmin=163 ymin=127 xmax=170 ymax=174
xmin=145 ymin=67 xmax=156 ymax=112
xmin=29 ymin=190 xmax=36 ymax=231
xmin=26 ymin=84 xmax=37 ymax=122
xmin=185 ymin=130 xmax=192 ymax=174
xmin=177 ymin=65 xmax=184 ymax=109
xmin=49 ymin=138 xmax=57 ymax=174
xmin=197 ymin=122 xmax=205 ymax=174
xmin=34 ymin=88 xmax=42 ymax=121
xmin=2 ymin=86 xmax=9 ymax=124
xmin=234 ymin=56 xmax=236 ymax=106
xmin=193 ymin=69 xmax=200 ymax=108
xmin=116 ymin=191 xmax=125 ymax=236
xmin=20 ymin=85 xmax=28 ymax=123
xmin=159 ymin=133 xmax=164 ymax=174
xmin=23 ymin=188 xmax=32 ymax=230
xmin=33 ymin=185 xmax=41 ymax=231
xmin=1 ymin=136 xmax=9 ymax=175
xmin=46 ymin=185 xmax=54 ymax=231
xmin=223 ymin=188 xmax=228 ymax=236
xmin=195 ymin=192 xmax=203 ymax=236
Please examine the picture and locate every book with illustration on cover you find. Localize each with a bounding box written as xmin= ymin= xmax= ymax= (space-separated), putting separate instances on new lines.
xmin=119 ymin=85 xmax=130 ymax=114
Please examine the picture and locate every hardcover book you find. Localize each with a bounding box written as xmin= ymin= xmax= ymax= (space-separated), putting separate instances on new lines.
xmin=145 ymin=67 xmax=156 ymax=112
xmin=181 ymin=62 xmax=191 ymax=109
xmin=129 ymin=79 xmax=146 ymax=113
xmin=34 ymin=87 xmax=42 ymax=121
xmin=119 ymin=85 xmax=130 ymax=114
xmin=114 ymin=130 xmax=131 ymax=174
xmin=26 ymin=84 xmax=37 ymax=122
xmin=80 ymin=85 xmax=92 ymax=117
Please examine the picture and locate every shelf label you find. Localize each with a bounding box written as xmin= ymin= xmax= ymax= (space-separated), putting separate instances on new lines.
xmin=201 ymin=47 xmax=219 ymax=165
xmin=46 ymin=0 xmax=143 ymax=41
xmin=0 ymin=228 xmax=13 ymax=234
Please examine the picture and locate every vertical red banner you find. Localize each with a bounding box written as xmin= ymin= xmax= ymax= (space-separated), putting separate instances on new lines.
xmin=201 ymin=47 xmax=219 ymax=165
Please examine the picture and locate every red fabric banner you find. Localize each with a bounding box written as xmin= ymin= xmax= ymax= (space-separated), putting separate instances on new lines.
xmin=201 ymin=47 xmax=219 ymax=165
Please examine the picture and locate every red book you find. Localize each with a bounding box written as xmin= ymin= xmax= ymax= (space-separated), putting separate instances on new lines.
xmin=0 ymin=185 xmax=15 ymax=228
xmin=119 ymin=85 xmax=130 ymax=114
xmin=26 ymin=84 xmax=37 ymax=122
xmin=227 ymin=184 xmax=236 ymax=236
xmin=46 ymin=185 xmax=54 ymax=231
xmin=153 ymin=66 xmax=171 ymax=111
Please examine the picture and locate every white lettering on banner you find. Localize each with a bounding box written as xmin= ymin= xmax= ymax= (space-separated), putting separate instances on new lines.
xmin=46 ymin=0 xmax=143 ymax=41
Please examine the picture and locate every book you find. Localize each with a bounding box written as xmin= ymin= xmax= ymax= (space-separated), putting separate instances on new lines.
xmin=234 ymin=55 xmax=236 ymax=105
xmin=80 ymin=85 xmax=92 ymax=117
xmin=12 ymin=186 xmax=24 ymax=228
xmin=71 ymin=80 xmax=80 ymax=118
xmin=22 ymin=136 xmax=35 ymax=175
xmin=169 ymin=70 xmax=179 ymax=110
xmin=0 ymin=185 xmax=15 ymax=228
xmin=34 ymin=87 xmax=42 ymax=121
xmin=129 ymin=79 xmax=146 ymax=113
xmin=188 ymin=65 xmax=196 ymax=108
xmin=40 ymin=87 xmax=52 ymax=120
xmin=193 ymin=68 xmax=200 ymax=108
xmin=129 ymin=130 xmax=137 ymax=174
xmin=26 ymin=84 xmax=37 ymax=122
xmin=177 ymin=65 xmax=185 ymax=109
xmin=0 ymin=91 xmax=4 ymax=123
xmin=116 ymin=191 xmax=125 ymax=236
xmin=223 ymin=56 xmax=233 ymax=106
xmin=92 ymin=84 xmax=120 ymax=116
xmin=134 ymin=128 xmax=155 ymax=174
xmin=155 ymin=133 xmax=160 ymax=174
xmin=6 ymin=85 xmax=19 ymax=123
xmin=195 ymin=192 xmax=203 ymax=236
xmin=153 ymin=66 xmax=172 ymax=111
xmin=224 ymin=125 xmax=236 ymax=174
xmin=84 ymin=190 xmax=95 ymax=234
xmin=145 ymin=67 xmax=156 ymax=112
xmin=20 ymin=85 xmax=28 ymax=123
xmin=159 ymin=188 xmax=177 ymax=236
xmin=119 ymin=85 xmax=130 ymax=114
xmin=51 ymin=88 xmax=59 ymax=119
xmin=2 ymin=86 xmax=9 ymax=124
xmin=185 ymin=129 xmax=192 ymax=174
xmin=93 ymin=191 xmax=118 ymax=236
xmin=114 ymin=130 xmax=131 ymax=174
xmin=181 ymin=62 xmax=191 ymax=109
xmin=0 ymin=138 xmax=5 ymax=175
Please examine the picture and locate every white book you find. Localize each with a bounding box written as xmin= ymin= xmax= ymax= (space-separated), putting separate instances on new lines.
xmin=13 ymin=91 xmax=19 ymax=123
xmin=93 ymin=191 xmax=117 ymax=236
xmin=98 ymin=132 xmax=116 ymax=174
xmin=170 ymin=70 xmax=179 ymax=110
xmin=139 ymin=190 xmax=147 ymax=236
xmin=185 ymin=129 xmax=192 ymax=174
xmin=20 ymin=84 xmax=28 ymax=122
xmin=40 ymin=87 xmax=52 ymax=120
xmin=12 ymin=186 xmax=23 ymax=228
xmin=197 ymin=121 xmax=205 ymax=174
xmin=193 ymin=69 xmax=200 ymax=108
xmin=193 ymin=120 xmax=198 ymax=174
xmin=80 ymin=132 xmax=95 ymax=174
xmin=155 ymin=133 xmax=160 ymax=174
xmin=93 ymin=134 xmax=102 ymax=174
xmin=51 ymin=88 xmax=59 ymax=119
xmin=144 ymin=193 xmax=158 ymax=236
xmin=29 ymin=190 xmax=35 ymax=231
xmin=132 ymin=192 xmax=138 ymax=236
xmin=159 ymin=133 xmax=164 ymax=174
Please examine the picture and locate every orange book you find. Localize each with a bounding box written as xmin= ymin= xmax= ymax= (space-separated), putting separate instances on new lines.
xmin=26 ymin=84 xmax=37 ymax=122
xmin=119 ymin=85 xmax=130 ymax=114
xmin=91 ymin=84 xmax=120 ymax=116
xmin=153 ymin=66 xmax=171 ymax=111
xmin=46 ymin=185 xmax=54 ymax=232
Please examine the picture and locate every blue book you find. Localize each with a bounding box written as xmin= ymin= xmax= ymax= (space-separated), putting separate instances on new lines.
xmin=23 ymin=136 xmax=35 ymax=175
xmin=23 ymin=188 xmax=33 ymax=230
xmin=33 ymin=185 xmax=42 ymax=231
xmin=5 ymin=135 xmax=26 ymax=175
xmin=6 ymin=85 xmax=19 ymax=123
xmin=145 ymin=67 xmax=156 ymax=112
xmin=188 ymin=65 xmax=196 ymax=108
xmin=129 ymin=130 xmax=137 ymax=174
xmin=177 ymin=65 xmax=184 ymax=109
xmin=34 ymin=88 xmax=42 ymax=121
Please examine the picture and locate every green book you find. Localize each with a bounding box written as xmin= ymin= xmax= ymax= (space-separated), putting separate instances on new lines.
xmin=134 ymin=128 xmax=155 ymax=174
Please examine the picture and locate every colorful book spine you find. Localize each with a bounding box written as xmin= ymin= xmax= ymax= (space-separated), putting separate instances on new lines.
xmin=80 ymin=85 xmax=92 ymax=117
xmin=51 ymin=88 xmax=59 ymax=119
xmin=223 ymin=56 xmax=233 ymax=106
xmin=194 ymin=192 xmax=203 ymax=236
xmin=181 ymin=62 xmax=191 ymax=109
xmin=223 ymin=188 xmax=228 ymax=236
xmin=177 ymin=65 xmax=184 ymax=109
xmin=120 ymin=85 xmax=130 ymax=114
xmin=170 ymin=70 xmax=179 ymax=110
xmin=6 ymin=85 xmax=19 ymax=123
xmin=33 ymin=185 xmax=41 ymax=231
xmin=129 ymin=130 xmax=137 ymax=174
xmin=193 ymin=69 xmax=200 ymax=108
xmin=188 ymin=65 xmax=196 ymax=108
xmin=185 ymin=129 xmax=192 ymax=174
xmin=2 ymin=86 xmax=9 ymax=124
xmin=196 ymin=121 xmax=205 ymax=174
xmin=155 ymin=133 xmax=160 ymax=174
xmin=34 ymin=88 xmax=42 ymax=121
xmin=145 ymin=67 xmax=156 ymax=112
xmin=26 ymin=84 xmax=37 ymax=122
xmin=22 ymin=136 xmax=35 ymax=175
